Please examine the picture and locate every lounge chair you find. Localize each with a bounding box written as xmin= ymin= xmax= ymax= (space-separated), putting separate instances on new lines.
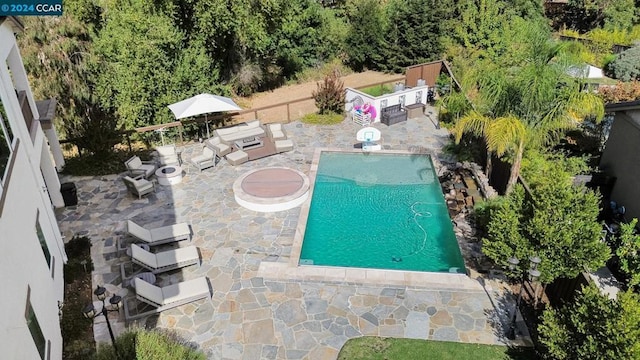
xmin=205 ymin=137 xmax=231 ymax=157
xmin=155 ymin=144 xmax=181 ymax=166
xmin=189 ymin=145 xmax=217 ymax=172
xmin=130 ymin=243 xmax=200 ymax=274
xmin=123 ymin=176 xmax=155 ymax=199
xmin=266 ymin=123 xmax=287 ymax=141
xmin=134 ymin=277 xmax=210 ymax=310
xmin=124 ymin=156 xmax=156 ymax=179
xmin=126 ymin=220 xmax=191 ymax=246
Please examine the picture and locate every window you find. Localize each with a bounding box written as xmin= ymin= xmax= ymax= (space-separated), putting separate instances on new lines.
xmin=36 ymin=211 xmax=51 ymax=268
xmin=0 ymin=106 xmax=13 ymax=184
xmin=25 ymin=286 xmax=47 ymax=360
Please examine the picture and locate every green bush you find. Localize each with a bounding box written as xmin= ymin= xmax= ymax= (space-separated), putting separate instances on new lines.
xmin=608 ymin=46 xmax=640 ymax=81
xmin=538 ymin=284 xmax=640 ymax=360
xmin=95 ymin=329 xmax=205 ymax=360
xmin=63 ymin=236 xmax=93 ymax=285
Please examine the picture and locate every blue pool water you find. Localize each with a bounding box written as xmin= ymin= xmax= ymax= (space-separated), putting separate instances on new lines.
xmin=299 ymin=152 xmax=465 ymax=272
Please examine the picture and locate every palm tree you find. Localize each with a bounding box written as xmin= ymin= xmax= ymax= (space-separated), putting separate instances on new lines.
xmin=452 ymin=25 xmax=604 ymax=194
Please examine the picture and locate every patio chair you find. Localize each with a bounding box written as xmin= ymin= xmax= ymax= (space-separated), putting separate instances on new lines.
xmin=189 ymin=145 xmax=217 ymax=172
xmin=266 ymin=123 xmax=287 ymax=141
xmin=130 ymin=243 xmax=200 ymax=274
xmin=126 ymin=220 xmax=192 ymax=246
xmin=122 ymin=176 xmax=155 ymax=199
xmin=124 ymin=156 xmax=156 ymax=179
xmin=155 ymin=144 xmax=181 ymax=166
xmin=205 ymin=137 xmax=231 ymax=157
xmin=133 ymin=276 xmax=210 ymax=310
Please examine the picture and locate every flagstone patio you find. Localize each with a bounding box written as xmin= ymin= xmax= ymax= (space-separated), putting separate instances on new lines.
xmin=56 ymin=113 xmax=525 ymax=359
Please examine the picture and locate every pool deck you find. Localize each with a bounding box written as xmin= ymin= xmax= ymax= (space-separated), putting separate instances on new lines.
xmin=56 ymin=114 xmax=530 ymax=359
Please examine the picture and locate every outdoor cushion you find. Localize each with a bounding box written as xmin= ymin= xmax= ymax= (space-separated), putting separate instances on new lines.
xmin=205 ymin=138 xmax=231 ymax=157
xmin=123 ymin=176 xmax=155 ymax=199
xmin=275 ymin=139 xmax=294 ymax=153
xmin=214 ymin=121 xmax=266 ymax=144
xmin=125 ymin=156 xmax=156 ymax=179
xmin=156 ymin=144 xmax=180 ymax=166
xmin=267 ymin=123 xmax=287 ymax=140
xmin=127 ymin=220 xmax=191 ymax=245
xmin=135 ymin=277 xmax=209 ymax=307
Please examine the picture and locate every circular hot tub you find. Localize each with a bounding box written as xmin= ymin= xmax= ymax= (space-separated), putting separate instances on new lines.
xmin=233 ymin=167 xmax=309 ymax=212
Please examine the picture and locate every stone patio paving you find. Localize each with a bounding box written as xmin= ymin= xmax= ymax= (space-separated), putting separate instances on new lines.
xmin=56 ymin=113 xmax=521 ymax=359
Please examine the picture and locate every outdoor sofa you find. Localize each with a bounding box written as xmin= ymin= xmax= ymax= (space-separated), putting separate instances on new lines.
xmin=214 ymin=120 xmax=265 ymax=145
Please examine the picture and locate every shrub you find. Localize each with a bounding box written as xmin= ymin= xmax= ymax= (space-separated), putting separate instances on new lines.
xmin=95 ymin=329 xmax=205 ymax=360
xmin=312 ymin=70 xmax=345 ymax=115
xmin=608 ymin=46 xmax=640 ymax=81
xmin=598 ymin=81 xmax=640 ymax=103
xmin=616 ymin=219 xmax=640 ymax=289
xmin=538 ymin=284 xmax=640 ymax=360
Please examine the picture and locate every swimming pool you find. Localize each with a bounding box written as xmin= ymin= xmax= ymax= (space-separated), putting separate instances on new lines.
xmin=299 ymin=151 xmax=465 ymax=273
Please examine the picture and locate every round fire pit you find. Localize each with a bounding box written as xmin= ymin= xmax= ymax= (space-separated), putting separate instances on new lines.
xmin=155 ymin=165 xmax=183 ymax=186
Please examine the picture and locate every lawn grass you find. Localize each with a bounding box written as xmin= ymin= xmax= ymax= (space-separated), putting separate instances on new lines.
xmin=359 ymin=84 xmax=394 ymax=97
xmin=338 ymin=337 xmax=537 ymax=360
xmin=301 ymin=112 xmax=344 ymax=125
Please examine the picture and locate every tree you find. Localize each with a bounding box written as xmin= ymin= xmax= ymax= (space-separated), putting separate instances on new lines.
xmin=344 ymin=0 xmax=386 ymax=71
xmin=482 ymin=165 xmax=609 ymax=285
xmin=538 ymin=285 xmax=640 ymax=360
xmin=92 ymin=0 xmax=186 ymax=129
xmin=616 ymin=219 xmax=640 ymax=289
xmin=561 ymin=0 xmax=637 ymax=32
xmin=608 ymin=46 xmax=640 ymax=81
xmin=452 ymin=0 xmax=516 ymax=61
xmin=380 ymin=0 xmax=444 ymax=73
xmin=452 ymin=20 xmax=604 ymax=193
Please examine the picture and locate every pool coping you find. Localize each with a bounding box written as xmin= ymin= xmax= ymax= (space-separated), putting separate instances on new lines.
xmin=264 ymin=147 xmax=478 ymax=290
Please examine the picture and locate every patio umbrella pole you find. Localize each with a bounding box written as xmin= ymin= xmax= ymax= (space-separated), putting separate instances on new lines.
xmin=205 ymin=114 xmax=210 ymax=139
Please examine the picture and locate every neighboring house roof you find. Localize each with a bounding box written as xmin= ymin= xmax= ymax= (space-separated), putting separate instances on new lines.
xmin=567 ymin=64 xmax=604 ymax=79
xmin=605 ymin=100 xmax=640 ymax=111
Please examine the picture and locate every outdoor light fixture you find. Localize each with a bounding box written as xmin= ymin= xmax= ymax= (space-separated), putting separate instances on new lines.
xmin=82 ymin=285 xmax=122 ymax=359
xmin=506 ymin=255 xmax=541 ymax=340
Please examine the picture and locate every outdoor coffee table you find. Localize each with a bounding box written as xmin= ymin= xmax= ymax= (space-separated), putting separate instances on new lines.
xmin=155 ymin=165 xmax=183 ymax=186
xmin=130 ymin=272 xmax=156 ymax=288
xmin=235 ymin=137 xmax=264 ymax=150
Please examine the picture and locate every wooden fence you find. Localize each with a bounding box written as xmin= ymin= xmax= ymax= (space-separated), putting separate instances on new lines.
xmin=60 ymin=75 xmax=406 ymax=149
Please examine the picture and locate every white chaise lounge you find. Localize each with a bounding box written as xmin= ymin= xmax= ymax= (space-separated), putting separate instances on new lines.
xmin=130 ymin=243 xmax=200 ymax=274
xmin=132 ymin=277 xmax=210 ymax=312
xmin=135 ymin=277 xmax=210 ymax=307
xmin=126 ymin=220 xmax=191 ymax=246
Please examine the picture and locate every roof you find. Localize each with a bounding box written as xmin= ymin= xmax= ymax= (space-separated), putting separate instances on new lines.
xmin=0 ymin=16 xmax=25 ymax=33
xmin=605 ymin=100 xmax=640 ymax=112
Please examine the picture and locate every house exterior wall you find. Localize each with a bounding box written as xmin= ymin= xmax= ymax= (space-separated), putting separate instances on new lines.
xmin=0 ymin=18 xmax=66 ymax=360
xmin=599 ymin=110 xmax=640 ymax=221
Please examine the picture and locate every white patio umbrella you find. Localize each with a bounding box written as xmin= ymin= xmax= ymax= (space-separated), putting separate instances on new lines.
xmin=168 ymin=93 xmax=242 ymax=138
